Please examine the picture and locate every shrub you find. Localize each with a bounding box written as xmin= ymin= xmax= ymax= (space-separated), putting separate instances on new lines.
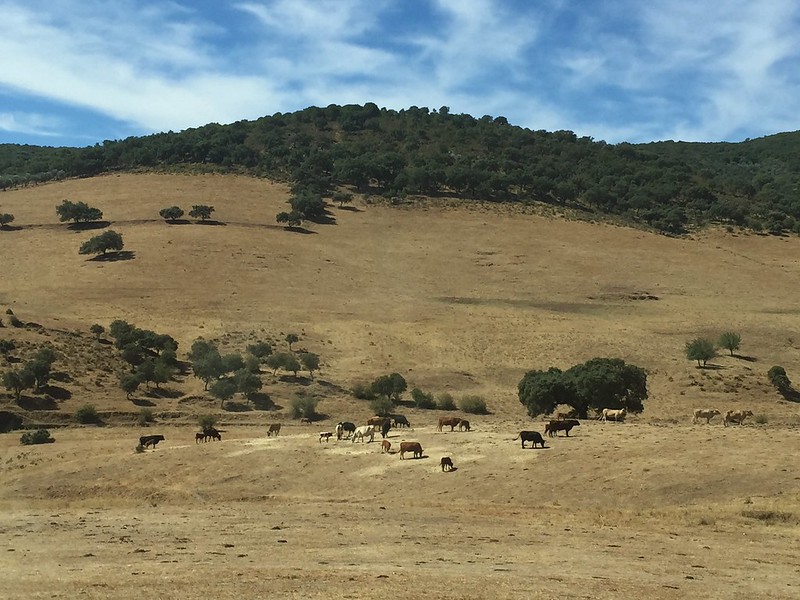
xmin=686 ymin=337 xmax=716 ymax=367
xmin=137 ymin=408 xmax=154 ymax=426
xmin=351 ymin=382 xmax=376 ymax=400
xmin=290 ymin=395 xmax=319 ymax=419
xmin=198 ymin=415 xmax=218 ymax=430
xmin=459 ymin=395 xmax=488 ymax=414
xmin=754 ymin=414 xmax=768 ymax=425
xmin=20 ymin=428 xmax=54 ymax=445
xmin=90 ymin=324 xmax=105 ymax=336
xmin=436 ymin=392 xmax=457 ymax=411
xmin=75 ymin=404 xmax=101 ymax=424
xmin=8 ymin=314 xmax=23 ymax=327
xmin=411 ymin=387 xmax=436 ymax=409
xmin=369 ymin=396 xmax=394 ymax=417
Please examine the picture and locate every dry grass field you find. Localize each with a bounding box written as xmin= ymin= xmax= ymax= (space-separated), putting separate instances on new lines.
xmin=1 ymin=173 xmax=800 ymax=598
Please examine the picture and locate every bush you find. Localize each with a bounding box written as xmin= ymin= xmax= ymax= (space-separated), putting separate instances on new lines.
xmin=459 ymin=395 xmax=488 ymax=414
xmin=198 ymin=414 xmax=218 ymax=431
xmin=90 ymin=324 xmax=105 ymax=336
xmin=8 ymin=314 xmax=23 ymax=327
xmin=75 ymin=404 xmax=101 ymax=424
xmin=137 ymin=408 xmax=154 ymax=426
xmin=436 ymin=392 xmax=457 ymax=411
xmin=351 ymin=382 xmax=376 ymax=400
xmin=290 ymin=395 xmax=319 ymax=419
xmin=20 ymin=428 xmax=54 ymax=445
xmin=411 ymin=387 xmax=436 ymax=409
xmin=369 ymin=396 xmax=394 ymax=417
xmin=754 ymin=414 xmax=768 ymax=425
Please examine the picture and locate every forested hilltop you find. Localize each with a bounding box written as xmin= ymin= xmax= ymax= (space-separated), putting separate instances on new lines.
xmin=1 ymin=103 xmax=799 ymax=234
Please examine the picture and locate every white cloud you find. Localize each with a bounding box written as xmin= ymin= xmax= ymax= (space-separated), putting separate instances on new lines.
xmin=0 ymin=111 xmax=62 ymax=137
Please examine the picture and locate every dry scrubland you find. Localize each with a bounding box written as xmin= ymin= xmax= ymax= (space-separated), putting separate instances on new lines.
xmin=1 ymin=173 xmax=800 ymax=598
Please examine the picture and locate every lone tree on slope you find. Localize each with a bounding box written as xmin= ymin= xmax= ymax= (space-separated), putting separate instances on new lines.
xmin=79 ymin=230 xmax=124 ymax=256
xmin=685 ymin=337 xmax=716 ymax=367
xmin=189 ymin=205 xmax=214 ymax=221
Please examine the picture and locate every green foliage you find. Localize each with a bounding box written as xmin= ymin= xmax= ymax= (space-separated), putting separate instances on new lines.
xmin=198 ymin=414 xmax=218 ymax=430
xmin=79 ymin=230 xmax=124 ymax=256
xmin=754 ymin=414 xmax=768 ymax=425
xmin=351 ymin=382 xmax=375 ymax=400
xmin=188 ymin=339 xmax=218 ymax=361
xmin=371 ymin=372 xmax=407 ymax=401
xmin=159 ymin=206 xmax=184 ymax=221
xmin=244 ymin=354 xmax=261 ymax=374
xmin=411 ymin=387 xmax=436 ymax=409
xmin=120 ymin=374 xmax=141 ymax=399
xmin=290 ymin=394 xmax=319 ymax=419
xmin=289 ymin=189 xmax=326 ymax=220
xmin=459 ymin=395 xmax=488 ymax=414
xmin=3 ymin=369 xmax=29 ymax=400
xmin=209 ymin=377 xmax=237 ymax=408
xmin=718 ymin=331 xmax=742 ymax=356
xmin=75 ymin=404 xmax=101 ymax=424
xmin=8 ymin=314 xmax=23 ymax=327
xmin=56 ymin=199 xmax=103 ymax=224
xmin=89 ymin=324 xmax=105 ymax=336
xmin=22 ymin=358 xmax=52 ymax=390
xmin=686 ymin=337 xmax=717 ymax=367
xmin=20 ymin=428 xmax=54 ymax=445
xmin=234 ymin=368 xmax=262 ymax=399
xmin=518 ymin=358 xmax=648 ymax=419
xmin=0 ymin=213 xmax=14 ymax=227
xmin=246 ymin=341 xmax=273 ymax=360
xmin=265 ymin=352 xmax=301 ymax=376
xmin=276 ymin=210 xmax=303 ymax=228
xmin=767 ymin=365 xmax=793 ymax=396
xmin=370 ymin=396 xmax=395 ymax=416
xmin=189 ymin=205 xmax=214 ymax=221
xmin=137 ymin=408 xmax=154 ymax=426
xmin=285 ymin=333 xmax=299 ymax=350
xmin=299 ymin=352 xmax=320 ymax=378
xmin=436 ymin=392 xmax=456 ymax=411
xmin=332 ymin=191 xmax=353 ymax=208
xmin=221 ymin=353 xmax=245 ymax=374
xmin=191 ymin=348 xmax=224 ymax=390
xmin=0 ymin=339 xmax=16 ymax=355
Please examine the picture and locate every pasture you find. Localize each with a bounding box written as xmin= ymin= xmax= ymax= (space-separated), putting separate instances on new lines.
xmin=1 ymin=173 xmax=800 ymax=597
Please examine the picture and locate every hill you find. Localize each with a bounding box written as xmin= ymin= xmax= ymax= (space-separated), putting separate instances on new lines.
xmin=2 ymin=173 xmax=800 ymax=598
xmin=2 ymin=104 xmax=800 ymax=234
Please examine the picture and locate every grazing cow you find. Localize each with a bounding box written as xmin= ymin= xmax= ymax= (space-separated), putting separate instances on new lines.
xmin=203 ymin=427 xmax=221 ymax=442
xmin=459 ymin=419 xmax=471 ymax=432
xmin=392 ymin=414 xmax=411 ymax=428
xmin=545 ymin=419 xmax=580 ymax=437
xmin=437 ymin=416 xmax=462 ymax=431
xmin=352 ymin=425 xmax=377 ymax=443
xmin=440 ymin=456 xmax=454 ymax=472
xmin=380 ymin=420 xmax=392 ymax=439
xmin=513 ymin=431 xmax=546 ymax=449
xmin=267 ymin=423 xmax=282 ymax=437
xmin=381 ymin=440 xmax=391 ymax=453
xmin=319 ymin=431 xmax=333 ymax=443
xmin=195 ymin=432 xmax=206 ymax=443
xmin=139 ymin=434 xmax=165 ymax=448
xmin=300 ymin=417 xmax=312 ymax=424
xmin=399 ymin=441 xmax=423 ymax=459
xmin=367 ymin=416 xmax=391 ymax=428
xmin=600 ymin=408 xmax=627 ymax=422
xmin=337 ymin=421 xmax=356 ymax=440
xmin=692 ymin=408 xmax=721 ymax=424
xmin=723 ymin=409 xmax=754 ymax=427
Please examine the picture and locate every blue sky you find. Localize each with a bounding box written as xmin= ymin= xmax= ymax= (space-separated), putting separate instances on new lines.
xmin=1 ymin=0 xmax=799 ymax=147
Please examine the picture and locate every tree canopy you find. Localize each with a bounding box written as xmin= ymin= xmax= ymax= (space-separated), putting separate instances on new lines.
xmin=685 ymin=337 xmax=716 ymax=367
xmin=79 ymin=230 xmax=124 ymax=256
xmin=518 ymin=358 xmax=647 ymax=419
xmin=56 ymin=199 xmax=103 ymax=224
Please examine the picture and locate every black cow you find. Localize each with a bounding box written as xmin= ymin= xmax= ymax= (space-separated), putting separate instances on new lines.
xmin=545 ymin=419 xmax=580 ymax=437
xmin=380 ymin=420 xmax=392 ymax=439
xmin=337 ymin=421 xmax=356 ymax=440
xmin=391 ymin=414 xmax=411 ymax=428
xmin=513 ymin=431 xmax=545 ymax=449
xmin=139 ymin=434 xmax=165 ymax=448
xmin=203 ymin=427 xmax=221 ymax=441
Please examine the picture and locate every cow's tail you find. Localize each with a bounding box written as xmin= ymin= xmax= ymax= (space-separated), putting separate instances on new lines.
xmin=512 ymin=433 xmax=520 ymax=440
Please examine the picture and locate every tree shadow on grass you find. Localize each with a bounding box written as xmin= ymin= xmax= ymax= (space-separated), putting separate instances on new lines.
xmin=88 ymin=251 xmax=136 ymax=262
xmin=733 ymin=354 xmax=758 ymax=362
xmin=131 ymin=397 xmax=157 ymax=407
xmin=0 ymin=225 xmax=23 ymax=231
xmin=164 ymin=219 xmax=191 ymax=225
xmin=307 ymin=208 xmax=337 ymax=225
xmin=282 ymin=226 xmax=316 ymax=234
xmin=223 ymin=401 xmax=252 ymax=412
xmin=17 ymin=395 xmax=59 ymax=410
xmin=40 ymin=385 xmax=71 ymax=401
xmin=337 ymin=205 xmax=362 ymax=212
xmin=697 ymin=363 xmax=725 ymax=370
xmin=67 ymin=221 xmax=110 ymax=231
xmin=195 ymin=220 xmax=226 ymax=226
xmin=250 ymin=392 xmax=276 ymax=410
xmin=776 ymin=387 xmax=800 ymax=402
xmin=145 ymin=387 xmax=182 ymax=399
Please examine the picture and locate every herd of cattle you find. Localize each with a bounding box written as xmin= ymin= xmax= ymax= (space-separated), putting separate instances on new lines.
xmin=136 ymin=407 xmax=757 ymax=468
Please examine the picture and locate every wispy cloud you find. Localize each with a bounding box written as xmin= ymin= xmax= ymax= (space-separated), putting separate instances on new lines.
xmin=0 ymin=0 xmax=798 ymax=145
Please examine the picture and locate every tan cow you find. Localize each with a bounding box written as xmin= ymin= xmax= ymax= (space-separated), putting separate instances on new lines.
xmin=381 ymin=439 xmax=391 ymax=453
xmin=723 ymin=409 xmax=753 ymax=427
xmin=692 ymin=408 xmax=721 ymax=424
xmin=437 ymin=416 xmax=462 ymax=431
xmin=600 ymin=408 xmax=626 ymax=422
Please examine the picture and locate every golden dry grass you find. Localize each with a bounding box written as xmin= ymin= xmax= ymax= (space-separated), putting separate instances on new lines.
xmin=1 ymin=173 xmax=800 ymax=598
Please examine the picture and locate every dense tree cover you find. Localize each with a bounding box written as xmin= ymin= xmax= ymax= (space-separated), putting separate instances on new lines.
xmin=4 ymin=105 xmax=800 ymax=233
xmin=518 ymin=358 xmax=647 ymax=419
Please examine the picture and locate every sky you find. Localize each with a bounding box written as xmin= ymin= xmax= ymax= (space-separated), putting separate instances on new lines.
xmin=1 ymin=0 xmax=799 ymax=148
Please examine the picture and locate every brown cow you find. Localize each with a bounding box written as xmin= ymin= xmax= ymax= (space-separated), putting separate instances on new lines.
xmin=267 ymin=423 xmax=282 ymax=437
xmin=440 ymin=456 xmax=454 ymax=472
xmin=381 ymin=439 xmax=391 ymax=453
xmin=545 ymin=419 xmax=580 ymax=437
xmin=399 ymin=441 xmax=423 ymax=459
xmin=195 ymin=432 xmax=206 ymax=443
xmin=437 ymin=416 xmax=462 ymax=431
xmin=367 ymin=416 xmax=391 ymax=427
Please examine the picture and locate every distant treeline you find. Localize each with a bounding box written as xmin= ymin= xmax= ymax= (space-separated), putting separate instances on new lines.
xmin=2 ymin=103 xmax=799 ymax=234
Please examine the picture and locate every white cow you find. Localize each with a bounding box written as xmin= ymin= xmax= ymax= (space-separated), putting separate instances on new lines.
xmin=692 ymin=408 xmax=721 ymax=424
xmin=351 ymin=425 xmax=377 ymax=443
xmin=600 ymin=408 xmax=627 ymax=422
